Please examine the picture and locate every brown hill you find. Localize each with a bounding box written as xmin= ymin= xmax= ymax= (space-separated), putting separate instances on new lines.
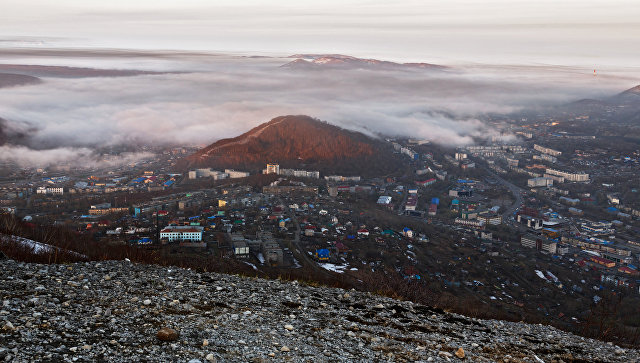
xmin=186 ymin=115 xmax=401 ymax=177
xmin=621 ymin=85 xmax=640 ymax=95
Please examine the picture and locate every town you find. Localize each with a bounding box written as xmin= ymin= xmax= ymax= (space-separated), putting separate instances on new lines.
xmin=3 ymin=109 xmax=640 ymax=343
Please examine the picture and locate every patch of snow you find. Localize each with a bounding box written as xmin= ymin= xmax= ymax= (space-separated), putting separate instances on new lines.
xmin=319 ymin=263 xmax=349 ymax=273
xmin=0 ymin=234 xmax=87 ymax=259
xmin=243 ymin=261 xmax=258 ymax=270
xmin=256 ymin=253 xmax=265 ymax=264
xmin=535 ymin=270 xmax=548 ymax=281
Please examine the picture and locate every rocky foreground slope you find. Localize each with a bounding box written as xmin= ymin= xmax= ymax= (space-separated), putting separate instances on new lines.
xmin=0 ymin=259 xmax=637 ymax=362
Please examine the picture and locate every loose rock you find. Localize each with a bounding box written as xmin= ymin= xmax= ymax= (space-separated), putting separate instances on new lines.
xmin=156 ymin=327 xmax=179 ymax=341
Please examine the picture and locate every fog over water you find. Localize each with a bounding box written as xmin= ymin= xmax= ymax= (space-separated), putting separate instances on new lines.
xmin=0 ymin=49 xmax=639 ymax=167
xmin=1 ymin=0 xmax=639 ymax=166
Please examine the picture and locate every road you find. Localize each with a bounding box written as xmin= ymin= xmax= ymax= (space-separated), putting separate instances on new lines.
xmin=485 ymin=169 xmax=524 ymax=221
xmin=278 ymin=198 xmax=334 ymax=278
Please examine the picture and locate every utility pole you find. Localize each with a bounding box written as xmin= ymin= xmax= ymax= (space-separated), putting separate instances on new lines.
xmin=156 ymin=212 xmax=160 ymax=245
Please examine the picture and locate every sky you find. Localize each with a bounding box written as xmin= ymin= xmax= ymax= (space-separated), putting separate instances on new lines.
xmin=2 ymin=0 xmax=640 ymax=66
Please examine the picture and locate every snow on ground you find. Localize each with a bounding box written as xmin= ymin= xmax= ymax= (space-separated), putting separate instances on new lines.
xmin=319 ymin=263 xmax=349 ymax=273
xmin=256 ymin=253 xmax=265 ymax=264
xmin=291 ymin=256 xmax=302 ymax=269
xmin=0 ymin=234 xmax=87 ymax=259
xmin=243 ymin=261 xmax=258 ymax=270
xmin=535 ymin=270 xmax=548 ymax=281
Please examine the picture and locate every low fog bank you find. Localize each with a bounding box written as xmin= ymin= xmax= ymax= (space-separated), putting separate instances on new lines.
xmin=1 ymin=49 xmax=639 ymax=167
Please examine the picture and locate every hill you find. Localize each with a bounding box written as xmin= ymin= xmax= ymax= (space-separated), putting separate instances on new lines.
xmin=0 ymin=118 xmax=6 ymax=145
xmin=0 ymin=72 xmax=41 ymax=88
xmin=0 ymin=258 xmax=635 ymax=362
xmin=612 ymin=84 xmax=640 ymax=105
xmin=187 ymin=115 xmax=402 ymax=177
xmin=620 ymin=85 xmax=640 ymax=96
xmin=282 ymin=54 xmax=445 ymax=71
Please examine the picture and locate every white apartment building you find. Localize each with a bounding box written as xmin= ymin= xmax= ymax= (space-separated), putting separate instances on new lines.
xmin=160 ymin=226 xmax=204 ymax=242
xmin=527 ymin=177 xmax=554 ymax=188
xmin=534 ymin=144 xmax=562 ymax=157
xmin=265 ymin=163 xmax=280 ymax=174
xmin=545 ymin=168 xmax=589 ymax=182
xmin=224 ymin=169 xmax=250 ymax=178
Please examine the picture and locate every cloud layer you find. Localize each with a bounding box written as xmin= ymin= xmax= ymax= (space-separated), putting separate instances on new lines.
xmin=0 ymin=51 xmax=638 ymax=167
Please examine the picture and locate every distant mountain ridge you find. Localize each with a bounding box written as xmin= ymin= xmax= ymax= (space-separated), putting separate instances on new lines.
xmin=282 ymin=54 xmax=445 ymax=71
xmin=0 ymin=64 xmax=165 ymax=78
xmin=0 ymin=72 xmax=41 ymax=88
xmin=186 ymin=115 xmax=400 ymax=176
xmin=621 ymin=85 xmax=640 ymax=95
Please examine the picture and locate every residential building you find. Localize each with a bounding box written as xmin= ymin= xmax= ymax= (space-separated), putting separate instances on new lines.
xmin=477 ymin=211 xmax=502 ymax=225
xmin=517 ymin=215 xmax=543 ymax=229
xmin=225 ymin=169 xmax=250 ymax=178
xmin=527 ymin=177 xmax=554 ymax=188
xmin=188 ymin=168 xmax=229 ymax=180
xmin=232 ymin=240 xmax=250 ymax=259
xmin=521 ymin=234 xmax=557 ymax=254
xmin=545 ymin=168 xmax=589 ymax=182
xmin=405 ymin=195 xmax=418 ymax=211
xmin=454 ymin=218 xmax=485 ymax=229
xmin=280 ymin=169 xmax=320 ymax=179
xmin=324 ymin=175 xmax=361 ymax=182
xmin=533 ymin=154 xmax=557 ymax=163
xmin=377 ymin=196 xmax=392 ymax=205
xmin=416 ymin=178 xmax=436 ymax=187
xmin=36 ymin=186 xmax=64 ymax=195
xmin=534 ymin=144 xmax=562 ymax=157
xmin=160 ymin=226 xmax=204 ymax=242
xmin=265 ymin=163 xmax=280 ymax=175
xmin=260 ymin=232 xmax=284 ymax=265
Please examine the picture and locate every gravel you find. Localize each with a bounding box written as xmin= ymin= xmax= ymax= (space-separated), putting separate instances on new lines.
xmin=0 ymin=259 xmax=637 ymax=362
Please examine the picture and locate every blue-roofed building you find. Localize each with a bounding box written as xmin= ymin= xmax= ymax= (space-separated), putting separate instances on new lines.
xmin=164 ymin=180 xmax=175 ymax=187
xmin=315 ymin=248 xmax=330 ymax=261
xmin=457 ymin=179 xmax=476 ymax=185
xmin=137 ymin=237 xmax=153 ymax=245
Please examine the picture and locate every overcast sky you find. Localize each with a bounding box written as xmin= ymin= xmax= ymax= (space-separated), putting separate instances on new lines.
xmin=2 ymin=0 xmax=639 ymax=66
